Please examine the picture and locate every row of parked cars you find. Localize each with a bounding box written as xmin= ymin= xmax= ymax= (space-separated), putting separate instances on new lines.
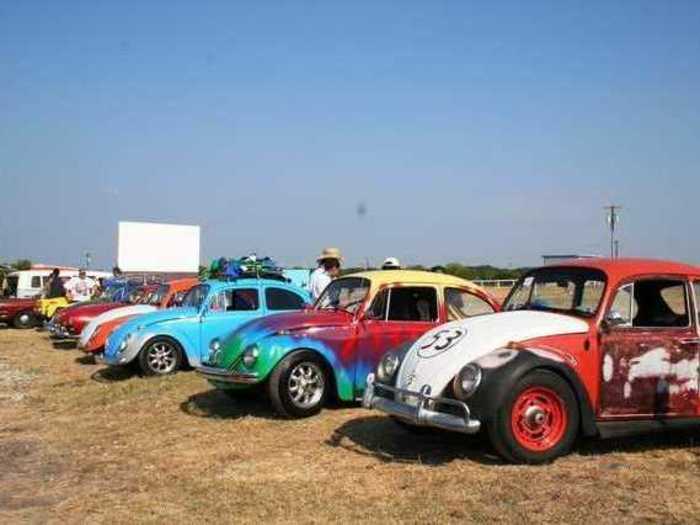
xmin=3 ymin=258 xmax=700 ymax=464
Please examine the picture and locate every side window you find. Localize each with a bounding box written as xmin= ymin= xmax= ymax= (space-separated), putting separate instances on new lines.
xmin=208 ymin=291 xmax=228 ymax=312
xmin=266 ymin=288 xmax=305 ymax=311
xmin=227 ymin=288 xmax=259 ymax=311
xmin=209 ymin=288 xmax=260 ymax=312
xmin=387 ymin=287 xmax=438 ymax=322
xmin=31 ymin=276 xmax=41 ymax=288
xmin=445 ymin=288 xmax=495 ymax=321
xmin=610 ymin=280 xmax=689 ymax=328
xmin=366 ymin=289 xmax=388 ymax=320
xmin=609 ymin=284 xmax=635 ymax=326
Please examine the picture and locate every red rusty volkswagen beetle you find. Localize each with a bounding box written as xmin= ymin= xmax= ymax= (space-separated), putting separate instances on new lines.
xmin=364 ymin=258 xmax=700 ymax=463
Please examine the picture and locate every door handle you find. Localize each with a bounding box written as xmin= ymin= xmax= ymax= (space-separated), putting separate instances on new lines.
xmin=679 ymin=338 xmax=700 ymax=346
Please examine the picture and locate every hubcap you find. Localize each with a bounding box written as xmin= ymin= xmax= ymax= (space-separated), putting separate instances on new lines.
xmin=147 ymin=342 xmax=177 ymax=374
xmin=288 ymin=362 xmax=325 ymax=409
xmin=511 ymin=386 xmax=568 ymax=452
xmin=18 ymin=313 xmax=30 ymax=326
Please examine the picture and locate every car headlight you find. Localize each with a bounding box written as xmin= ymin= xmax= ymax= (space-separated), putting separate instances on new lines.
xmin=118 ymin=333 xmax=133 ymax=352
xmin=376 ymin=352 xmax=400 ymax=383
xmin=242 ymin=344 xmax=259 ymax=368
xmin=453 ymin=363 xmax=482 ymax=400
xmin=209 ymin=338 xmax=222 ymax=362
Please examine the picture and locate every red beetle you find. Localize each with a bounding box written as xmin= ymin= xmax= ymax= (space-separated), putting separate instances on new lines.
xmin=365 ymin=258 xmax=700 ymax=463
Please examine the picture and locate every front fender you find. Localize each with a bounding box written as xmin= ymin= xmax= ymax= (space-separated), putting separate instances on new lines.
xmin=469 ymin=348 xmax=598 ymax=437
xmin=123 ymin=327 xmax=200 ymax=367
xmin=250 ymin=335 xmax=355 ymax=401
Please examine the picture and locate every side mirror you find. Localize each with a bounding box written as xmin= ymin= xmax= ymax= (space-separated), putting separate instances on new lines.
xmin=602 ymin=310 xmax=628 ymax=331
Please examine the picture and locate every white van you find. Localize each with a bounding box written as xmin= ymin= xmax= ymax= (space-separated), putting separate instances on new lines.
xmin=5 ymin=269 xmax=113 ymax=298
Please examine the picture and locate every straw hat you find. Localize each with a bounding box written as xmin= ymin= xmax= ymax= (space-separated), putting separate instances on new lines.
xmin=317 ymin=247 xmax=343 ymax=263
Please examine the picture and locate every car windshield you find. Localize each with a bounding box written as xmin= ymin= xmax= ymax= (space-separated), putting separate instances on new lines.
xmin=100 ymin=286 xmax=122 ymax=301
xmin=315 ymin=277 xmax=370 ymax=314
xmin=146 ymin=284 xmax=169 ymax=305
xmin=503 ymin=267 xmax=607 ymax=318
xmin=181 ymin=284 xmax=210 ymax=309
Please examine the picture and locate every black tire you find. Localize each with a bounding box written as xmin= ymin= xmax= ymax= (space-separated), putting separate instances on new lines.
xmin=487 ymin=369 xmax=579 ymax=464
xmin=268 ymin=350 xmax=329 ymax=418
xmin=137 ymin=337 xmax=183 ymax=376
xmin=13 ymin=311 xmax=36 ymax=329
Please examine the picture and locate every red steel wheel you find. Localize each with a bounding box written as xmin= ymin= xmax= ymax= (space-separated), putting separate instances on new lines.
xmin=510 ymin=386 xmax=568 ymax=452
xmin=487 ymin=369 xmax=579 ymax=464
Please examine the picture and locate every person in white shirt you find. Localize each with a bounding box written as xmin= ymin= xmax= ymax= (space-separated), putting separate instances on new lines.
xmin=64 ymin=270 xmax=96 ymax=302
xmin=308 ymin=248 xmax=342 ymax=301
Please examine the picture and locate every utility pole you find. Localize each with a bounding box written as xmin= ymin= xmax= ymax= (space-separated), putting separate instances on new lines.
xmin=604 ymin=205 xmax=621 ymax=259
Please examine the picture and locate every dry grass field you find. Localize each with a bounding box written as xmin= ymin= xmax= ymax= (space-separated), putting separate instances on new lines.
xmin=2 ymin=290 xmax=700 ymax=524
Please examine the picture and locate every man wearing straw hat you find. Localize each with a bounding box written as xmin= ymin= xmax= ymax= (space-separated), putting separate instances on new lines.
xmin=308 ymin=247 xmax=342 ymax=301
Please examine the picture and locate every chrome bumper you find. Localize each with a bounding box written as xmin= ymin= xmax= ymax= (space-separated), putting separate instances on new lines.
xmin=49 ymin=325 xmax=78 ymax=340
xmin=362 ymin=373 xmax=481 ymax=434
xmin=196 ymin=365 xmax=259 ymax=385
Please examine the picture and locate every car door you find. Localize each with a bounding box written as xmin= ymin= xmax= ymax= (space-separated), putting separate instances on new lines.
xmin=599 ymin=277 xmax=700 ymax=418
xmin=354 ymin=285 xmax=440 ymax=394
xmin=199 ymin=285 xmax=261 ymax=363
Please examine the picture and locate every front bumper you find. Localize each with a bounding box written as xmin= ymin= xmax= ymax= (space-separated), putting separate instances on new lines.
xmin=48 ymin=324 xmax=79 ymax=340
xmin=362 ymin=373 xmax=481 ymax=434
xmin=196 ymin=365 xmax=260 ymax=385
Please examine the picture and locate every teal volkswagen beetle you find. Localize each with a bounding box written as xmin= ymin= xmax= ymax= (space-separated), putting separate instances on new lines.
xmin=102 ymin=278 xmax=310 ymax=375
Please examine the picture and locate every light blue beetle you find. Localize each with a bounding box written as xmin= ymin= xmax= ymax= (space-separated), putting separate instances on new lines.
xmin=102 ymin=278 xmax=311 ymax=375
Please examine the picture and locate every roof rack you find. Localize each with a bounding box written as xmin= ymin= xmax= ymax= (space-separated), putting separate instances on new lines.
xmin=206 ymin=255 xmax=289 ymax=282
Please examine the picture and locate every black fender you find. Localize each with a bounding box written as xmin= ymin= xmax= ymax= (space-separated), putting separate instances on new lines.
xmin=468 ymin=349 xmax=598 ymax=437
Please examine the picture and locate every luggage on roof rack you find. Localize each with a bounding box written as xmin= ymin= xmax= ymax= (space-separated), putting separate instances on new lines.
xmin=208 ymin=255 xmax=289 ymax=282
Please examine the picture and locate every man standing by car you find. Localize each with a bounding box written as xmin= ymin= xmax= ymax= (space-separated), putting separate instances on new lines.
xmin=46 ymin=268 xmax=66 ymax=298
xmin=64 ymin=269 xmax=96 ymax=302
xmin=308 ymin=248 xmax=342 ymax=301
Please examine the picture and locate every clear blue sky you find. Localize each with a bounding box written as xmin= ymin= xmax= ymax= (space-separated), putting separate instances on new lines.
xmin=2 ymin=1 xmax=699 ymax=269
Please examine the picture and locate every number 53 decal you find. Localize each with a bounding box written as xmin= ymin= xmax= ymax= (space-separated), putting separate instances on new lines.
xmin=417 ymin=328 xmax=467 ymax=358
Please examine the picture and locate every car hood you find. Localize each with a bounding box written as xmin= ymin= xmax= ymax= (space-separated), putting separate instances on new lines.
xmin=119 ymin=307 xmax=197 ymax=331
xmin=217 ymin=309 xmax=351 ymax=359
xmin=62 ymin=302 xmax=124 ymax=319
xmin=0 ymin=298 xmax=35 ymax=307
xmin=79 ymin=304 xmax=158 ymax=346
xmin=395 ymin=310 xmax=590 ymax=397
xmin=234 ymin=309 xmax=351 ymax=340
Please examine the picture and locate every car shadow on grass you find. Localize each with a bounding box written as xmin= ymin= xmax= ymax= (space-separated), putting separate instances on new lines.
xmin=51 ymin=340 xmax=77 ymax=350
xmin=180 ymin=389 xmax=283 ymax=421
xmin=330 ymin=417 xmax=700 ymax=466
xmin=327 ymin=416 xmax=502 ymax=466
xmin=74 ymin=354 xmax=97 ymax=366
xmin=90 ymin=366 xmax=138 ymax=383
xmin=577 ymin=429 xmax=699 ymax=457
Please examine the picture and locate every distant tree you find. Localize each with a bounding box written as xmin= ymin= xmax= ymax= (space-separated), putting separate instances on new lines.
xmin=11 ymin=259 xmax=32 ymax=271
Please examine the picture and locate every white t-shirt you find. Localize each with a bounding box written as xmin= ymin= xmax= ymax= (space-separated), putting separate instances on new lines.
xmin=65 ymin=277 xmax=96 ymax=302
xmin=308 ymin=267 xmax=332 ymax=301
